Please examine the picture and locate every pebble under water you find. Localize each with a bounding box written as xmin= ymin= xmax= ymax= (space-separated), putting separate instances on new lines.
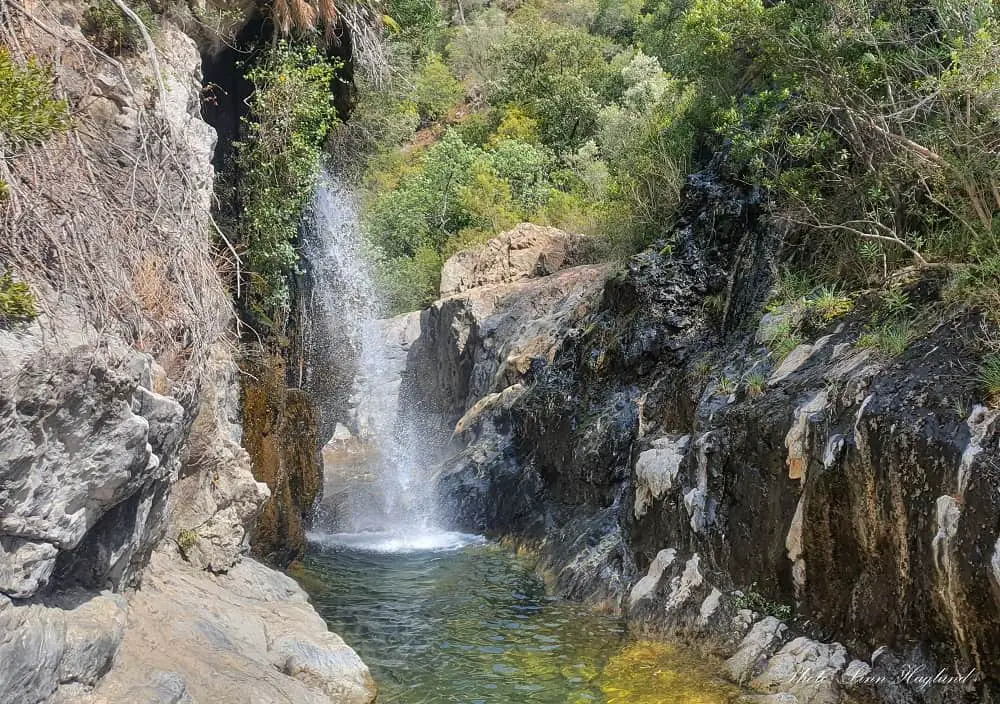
xmin=294 ymin=538 xmax=741 ymax=704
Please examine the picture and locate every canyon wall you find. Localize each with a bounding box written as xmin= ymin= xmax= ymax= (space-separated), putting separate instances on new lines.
xmin=384 ymin=169 xmax=999 ymax=703
xmin=0 ymin=3 xmax=373 ymax=702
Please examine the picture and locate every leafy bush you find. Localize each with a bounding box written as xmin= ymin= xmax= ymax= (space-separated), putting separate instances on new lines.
xmin=412 ymin=52 xmax=464 ymax=123
xmin=0 ymin=49 xmax=69 ymax=149
xmin=235 ymin=41 xmax=338 ymax=317
xmin=734 ymin=583 xmax=793 ymax=620
xmin=0 ymin=272 xmax=39 ymax=325
xmin=82 ymin=0 xmax=157 ymax=56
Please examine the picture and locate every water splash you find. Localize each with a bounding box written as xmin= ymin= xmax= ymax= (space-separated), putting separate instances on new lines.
xmin=302 ymin=169 xmax=454 ymax=549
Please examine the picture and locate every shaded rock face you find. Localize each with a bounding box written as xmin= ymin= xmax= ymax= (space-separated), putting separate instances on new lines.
xmin=169 ymin=346 xmax=270 ymax=573
xmin=0 ymin=346 xmax=183 ymax=599
xmin=242 ymin=354 xmax=323 ymax=566
xmin=426 ymin=165 xmax=1000 ymax=701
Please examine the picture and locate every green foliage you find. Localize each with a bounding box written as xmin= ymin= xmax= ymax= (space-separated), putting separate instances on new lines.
xmin=412 ymin=52 xmax=464 ymax=123
xmin=0 ymin=49 xmax=70 ymax=149
xmin=235 ymin=41 xmax=338 ymax=317
xmin=857 ymin=319 xmax=915 ymax=357
xmin=177 ymin=529 xmax=198 ymax=554
xmin=980 ymin=354 xmax=1000 ymax=405
xmin=734 ymin=583 xmax=792 ymax=620
xmin=744 ymin=371 xmax=766 ymax=399
xmin=716 ymin=374 xmax=738 ymax=395
xmin=0 ymin=272 xmax=39 ymax=325
xmin=768 ymin=321 xmax=803 ymax=361
xmin=82 ymin=0 xmax=157 ymax=56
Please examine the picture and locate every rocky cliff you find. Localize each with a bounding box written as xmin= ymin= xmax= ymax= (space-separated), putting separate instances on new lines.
xmin=375 ymin=171 xmax=999 ymax=702
xmin=0 ymin=3 xmax=374 ymax=702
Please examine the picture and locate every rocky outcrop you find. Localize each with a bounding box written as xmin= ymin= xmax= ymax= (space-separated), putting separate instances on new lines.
xmin=168 ymin=345 xmax=270 ymax=573
xmin=0 ymin=341 xmax=183 ymax=600
xmin=242 ymin=354 xmax=323 ymax=566
xmin=0 ymin=3 xmax=373 ymax=702
xmin=423 ymin=162 xmax=1000 ymax=702
xmin=439 ymin=223 xmax=593 ymax=297
xmin=78 ymin=549 xmax=375 ymax=704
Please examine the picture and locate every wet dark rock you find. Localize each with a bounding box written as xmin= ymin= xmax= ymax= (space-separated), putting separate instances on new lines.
xmin=428 ymin=164 xmax=1000 ymax=702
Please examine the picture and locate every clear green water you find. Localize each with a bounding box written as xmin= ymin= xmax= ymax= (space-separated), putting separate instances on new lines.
xmin=294 ymin=538 xmax=740 ymax=704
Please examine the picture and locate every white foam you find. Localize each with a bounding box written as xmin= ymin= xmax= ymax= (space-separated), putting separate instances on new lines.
xmin=307 ymin=529 xmax=486 ymax=554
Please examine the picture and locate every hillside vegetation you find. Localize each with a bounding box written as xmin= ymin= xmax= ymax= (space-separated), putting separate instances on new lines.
xmin=329 ymin=0 xmax=1000 ymax=315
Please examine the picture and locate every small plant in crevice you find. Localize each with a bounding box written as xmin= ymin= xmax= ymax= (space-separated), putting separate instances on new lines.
xmin=857 ymin=319 xmax=915 ymax=357
xmin=808 ymin=285 xmax=853 ymax=323
xmin=176 ymin=528 xmax=198 ymax=555
xmin=716 ymin=374 xmax=738 ymax=396
xmin=702 ymin=293 xmax=727 ymax=321
xmin=734 ymin=583 xmax=793 ymax=621
xmin=744 ymin=371 xmax=767 ymax=399
xmin=856 ymin=284 xmax=921 ymax=357
xmin=768 ymin=320 xmax=803 ymax=361
xmin=693 ymin=359 xmax=713 ymax=379
xmin=979 ymin=354 xmax=1000 ymax=406
xmin=0 ymin=272 xmax=38 ymax=325
xmin=81 ymin=0 xmax=158 ymax=56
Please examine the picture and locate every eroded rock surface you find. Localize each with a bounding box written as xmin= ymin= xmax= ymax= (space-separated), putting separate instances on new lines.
xmin=439 ymin=223 xmax=593 ymax=297
xmin=80 ymin=550 xmax=376 ymax=704
xmin=426 ymin=163 xmax=1000 ymax=702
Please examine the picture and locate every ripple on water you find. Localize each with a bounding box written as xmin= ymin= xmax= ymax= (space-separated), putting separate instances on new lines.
xmin=293 ymin=541 xmax=741 ymax=703
xmin=306 ymin=528 xmax=487 ymax=553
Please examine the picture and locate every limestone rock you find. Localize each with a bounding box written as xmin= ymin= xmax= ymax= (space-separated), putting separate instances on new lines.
xmin=170 ymin=346 xmax=270 ymax=573
xmin=634 ymin=435 xmax=690 ymax=519
xmin=784 ymin=390 xmax=828 ymax=483
xmin=0 ymin=537 xmax=58 ymax=598
xmin=0 ymin=347 xmax=185 ymax=598
xmin=85 ymin=550 xmax=376 ymax=704
xmin=628 ymin=548 xmax=677 ymax=608
xmin=751 ymin=637 xmax=848 ymax=704
xmin=439 ymin=223 xmax=592 ymax=297
xmin=0 ymin=590 xmax=126 ymax=703
xmin=727 ymin=617 xmax=789 ymax=684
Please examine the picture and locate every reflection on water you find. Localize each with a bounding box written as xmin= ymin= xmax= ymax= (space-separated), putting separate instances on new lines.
xmin=295 ymin=540 xmax=741 ymax=704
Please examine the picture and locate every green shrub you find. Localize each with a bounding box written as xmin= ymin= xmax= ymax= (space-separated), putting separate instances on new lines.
xmin=0 ymin=272 xmax=39 ymax=325
xmin=857 ymin=320 xmax=915 ymax=357
xmin=82 ymin=0 xmax=157 ymax=56
xmin=375 ymin=245 xmax=442 ymax=315
xmin=979 ymin=354 xmax=1000 ymax=406
xmin=412 ymin=52 xmax=464 ymax=123
xmin=0 ymin=49 xmax=70 ymax=148
xmin=734 ymin=583 xmax=793 ymax=620
xmin=235 ymin=41 xmax=338 ymax=317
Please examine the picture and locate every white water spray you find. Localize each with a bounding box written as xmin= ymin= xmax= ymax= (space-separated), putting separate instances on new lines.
xmin=303 ymin=169 xmax=478 ymax=552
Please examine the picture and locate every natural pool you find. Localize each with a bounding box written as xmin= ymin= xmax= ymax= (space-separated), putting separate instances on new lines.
xmin=294 ymin=535 xmax=741 ymax=704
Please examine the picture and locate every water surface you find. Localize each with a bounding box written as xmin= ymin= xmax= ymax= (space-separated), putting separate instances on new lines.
xmin=296 ymin=537 xmax=740 ymax=704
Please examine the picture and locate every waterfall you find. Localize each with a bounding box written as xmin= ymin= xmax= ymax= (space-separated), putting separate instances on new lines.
xmin=302 ymin=169 xmax=479 ymax=552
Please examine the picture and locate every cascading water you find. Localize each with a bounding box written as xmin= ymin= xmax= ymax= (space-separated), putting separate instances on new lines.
xmin=302 ymin=169 xmax=480 ymax=552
